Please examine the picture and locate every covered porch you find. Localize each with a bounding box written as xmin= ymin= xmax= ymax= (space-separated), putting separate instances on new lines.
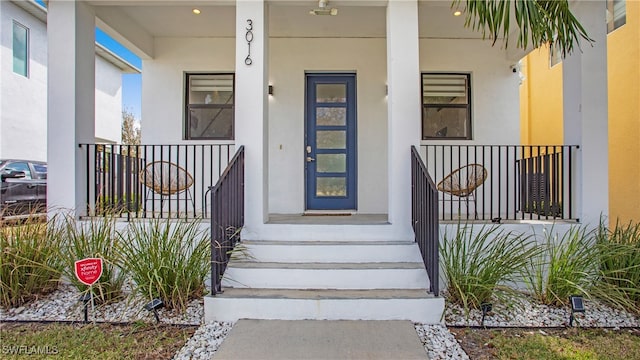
xmin=46 ymin=0 xmax=608 ymax=322
xmin=48 ymin=0 xmax=607 ymax=229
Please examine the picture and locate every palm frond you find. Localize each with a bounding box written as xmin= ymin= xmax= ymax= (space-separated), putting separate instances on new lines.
xmin=453 ymin=0 xmax=593 ymax=56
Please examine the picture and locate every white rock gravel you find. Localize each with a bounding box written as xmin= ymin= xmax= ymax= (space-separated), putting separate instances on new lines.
xmin=172 ymin=322 xmax=233 ymax=360
xmin=445 ymin=296 xmax=640 ymax=328
xmin=415 ymin=324 xmax=470 ymax=360
xmin=3 ymin=286 xmax=639 ymax=360
xmin=0 ymin=284 xmax=202 ymax=325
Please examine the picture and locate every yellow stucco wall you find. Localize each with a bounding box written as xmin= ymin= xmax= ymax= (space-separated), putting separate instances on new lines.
xmin=608 ymin=0 xmax=640 ymax=223
xmin=519 ymin=45 xmax=564 ymax=145
xmin=520 ymin=2 xmax=640 ymax=223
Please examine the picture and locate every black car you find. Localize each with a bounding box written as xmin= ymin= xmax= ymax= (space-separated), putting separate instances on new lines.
xmin=0 ymin=159 xmax=47 ymax=218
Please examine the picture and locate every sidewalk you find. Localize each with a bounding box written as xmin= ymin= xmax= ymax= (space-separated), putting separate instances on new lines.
xmin=214 ymin=319 xmax=428 ymax=360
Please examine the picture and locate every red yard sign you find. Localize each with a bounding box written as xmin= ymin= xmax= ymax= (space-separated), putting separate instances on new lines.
xmin=74 ymin=258 xmax=103 ymax=286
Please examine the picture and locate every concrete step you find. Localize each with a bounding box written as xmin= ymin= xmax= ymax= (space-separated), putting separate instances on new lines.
xmin=204 ymin=288 xmax=444 ymax=323
xmin=241 ymin=223 xmax=415 ymax=241
xmin=221 ymin=261 xmax=430 ymax=290
xmin=241 ymin=240 xmax=424 ymax=263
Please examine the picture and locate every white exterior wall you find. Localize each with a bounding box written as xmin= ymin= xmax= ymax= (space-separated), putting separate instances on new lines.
xmin=1 ymin=1 xmax=126 ymax=161
xmin=420 ymin=39 xmax=521 ymax=145
xmin=420 ymin=38 xmax=522 ymax=219
xmin=141 ymin=37 xmax=388 ymax=215
xmin=563 ymin=1 xmax=608 ymax=226
xmin=95 ymin=55 xmax=122 ymax=143
xmin=141 ymin=36 xmax=522 ymax=216
xmin=0 ymin=1 xmax=48 ymax=161
xmin=269 ymin=38 xmax=388 ymax=214
xmin=141 ymin=37 xmax=235 ymax=144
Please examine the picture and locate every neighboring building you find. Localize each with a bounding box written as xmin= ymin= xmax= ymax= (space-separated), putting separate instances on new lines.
xmin=42 ymin=0 xmax=608 ymax=323
xmin=520 ymin=0 xmax=638 ymax=223
xmin=0 ymin=0 xmax=140 ymax=162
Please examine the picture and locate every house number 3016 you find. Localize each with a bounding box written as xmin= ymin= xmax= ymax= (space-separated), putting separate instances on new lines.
xmin=245 ymin=19 xmax=253 ymax=65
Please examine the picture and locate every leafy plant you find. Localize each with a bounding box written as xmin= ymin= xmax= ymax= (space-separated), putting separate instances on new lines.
xmin=594 ymin=219 xmax=640 ymax=314
xmin=441 ymin=224 xmax=538 ymax=310
xmin=58 ymin=215 xmax=125 ymax=303
xmin=117 ymin=218 xmax=210 ymax=311
xmin=0 ymin=215 xmax=63 ymax=308
xmin=524 ymin=225 xmax=600 ymax=306
xmin=452 ymin=0 xmax=593 ymax=57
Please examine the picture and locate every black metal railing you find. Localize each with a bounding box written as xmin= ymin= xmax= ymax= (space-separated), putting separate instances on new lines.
xmin=80 ymin=143 xmax=235 ymax=220
xmin=411 ymin=146 xmax=440 ymax=295
xmin=419 ymin=144 xmax=579 ymax=222
xmin=210 ymin=146 xmax=244 ymax=296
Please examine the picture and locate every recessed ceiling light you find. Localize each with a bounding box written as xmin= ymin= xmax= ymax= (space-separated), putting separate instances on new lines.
xmin=192 ymin=8 xmax=201 ymax=15
xmin=453 ymin=10 xmax=462 ymax=16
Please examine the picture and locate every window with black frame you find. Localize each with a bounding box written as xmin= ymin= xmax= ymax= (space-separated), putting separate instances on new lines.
xmin=185 ymin=73 xmax=234 ymax=140
xmin=421 ymin=73 xmax=471 ymax=140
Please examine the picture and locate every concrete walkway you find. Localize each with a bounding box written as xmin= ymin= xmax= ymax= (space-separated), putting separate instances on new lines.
xmin=214 ymin=320 xmax=428 ymax=360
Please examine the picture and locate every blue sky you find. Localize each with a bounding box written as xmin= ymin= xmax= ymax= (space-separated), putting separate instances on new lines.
xmin=96 ymin=29 xmax=142 ymax=122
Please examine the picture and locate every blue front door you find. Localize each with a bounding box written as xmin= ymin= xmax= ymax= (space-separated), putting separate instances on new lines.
xmin=305 ymin=74 xmax=357 ymax=210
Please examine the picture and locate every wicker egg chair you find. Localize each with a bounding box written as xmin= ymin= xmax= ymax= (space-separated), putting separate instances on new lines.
xmin=139 ymin=161 xmax=195 ymax=211
xmin=437 ymin=164 xmax=487 ymax=218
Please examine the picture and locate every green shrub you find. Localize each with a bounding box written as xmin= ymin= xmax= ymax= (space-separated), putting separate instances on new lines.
xmin=117 ymin=218 xmax=210 ymax=311
xmin=0 ymin=215 xmax=63 ymax=308
xmin=441 ymin=224 xmax=538 ymax=310
xmin=524 ymin=225 xmax=600 ymax=306
xmin=595 ymin=220 xmax=640 ymax=314
xmin=58 ymin=215 xmax=125 ymax=303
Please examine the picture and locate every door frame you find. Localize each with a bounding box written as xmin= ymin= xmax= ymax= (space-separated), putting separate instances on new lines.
xmin=304 ymin=72 xmax=358 ymax=211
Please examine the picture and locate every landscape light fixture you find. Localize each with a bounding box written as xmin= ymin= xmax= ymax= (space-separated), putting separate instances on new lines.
xmin=480 ymin=302 xmax=493 ymax=327
xmin=569 ymin=295 xmax=585 ymax=327
xmin=453 ymin=10 xmax=462 ymax=16
xmin=192 ymin=8 xmax=201 ymax=15
xmin=144 ymin=298 xmax=164 ymax=323
xmin=79 ymin=293 xmax=92 ymax=323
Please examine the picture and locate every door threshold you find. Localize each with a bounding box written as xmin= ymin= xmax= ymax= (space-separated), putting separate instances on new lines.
xmin=267 ymin=213 xmax=389 ymax=225
xmin=303 ymin=210 xmax=356 ymax=216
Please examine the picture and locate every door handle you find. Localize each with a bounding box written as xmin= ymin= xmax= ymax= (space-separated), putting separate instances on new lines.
xmin=306 ymin=146 xmax=312 ymax=154
xmin=306 ymin=157 xmax=315 ymax=162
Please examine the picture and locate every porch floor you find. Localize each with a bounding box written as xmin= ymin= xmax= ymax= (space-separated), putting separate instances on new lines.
xmin=267 ymin=213 xmax=389 ymax=225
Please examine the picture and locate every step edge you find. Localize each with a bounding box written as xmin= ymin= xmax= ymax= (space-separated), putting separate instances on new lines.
xmin=226 ymin=261 xmax=427 ymax=269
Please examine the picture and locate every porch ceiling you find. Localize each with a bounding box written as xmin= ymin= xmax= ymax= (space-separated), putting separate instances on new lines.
xmin=91 ymin=1 xmax=488 ymax=40
xmin=90 ymin=0 xmax=528 ymax=60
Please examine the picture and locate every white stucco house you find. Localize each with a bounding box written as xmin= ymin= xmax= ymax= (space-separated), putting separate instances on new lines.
xmin=43 ymin=0 xmax=608 ymax=323
xmin=0 ymin=0 xmax=140 ymax=162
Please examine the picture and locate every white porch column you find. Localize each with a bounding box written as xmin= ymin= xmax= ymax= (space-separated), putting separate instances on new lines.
xmin=47 ymin=0 xmax=95 ymax=217
xmin=562 ymin=1 xmax=608 ymax=225
xmin=386 ymin=0 xmax=422 ymax=236
xmin=235 ymin=0 xmax=269 ymax=228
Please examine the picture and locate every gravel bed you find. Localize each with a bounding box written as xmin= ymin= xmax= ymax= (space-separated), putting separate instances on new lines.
xmin=0 ymin=284 xmax=202 ymax=325
xmin=415 ymin=324 xmax=470 ymax=360
xmin=445 ymin=296 xmax=640 ymax=328
xmin=172 ymin=322 xmax=233 ymax=360
xmin=3 ymin=286 xmax=639 ymax=360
